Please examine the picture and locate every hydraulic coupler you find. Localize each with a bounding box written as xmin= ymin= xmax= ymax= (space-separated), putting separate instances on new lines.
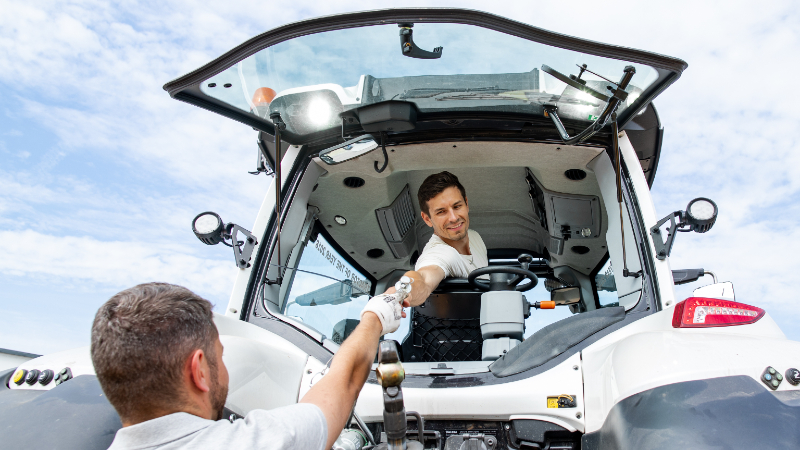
xmin=375 ymin=340 xmax=423 ymax=450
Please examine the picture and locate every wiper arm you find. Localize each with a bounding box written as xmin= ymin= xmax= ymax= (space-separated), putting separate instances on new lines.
xmin=542 ymin=65 xmax=635 ymax=145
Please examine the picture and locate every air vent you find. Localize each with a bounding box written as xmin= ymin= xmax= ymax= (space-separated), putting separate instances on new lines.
xmin=343 ymin=177 xmax=365 ymax=188
xmin=375 ymin=185 xmax=418 ymax=259
xmin=571 ymin=245 xmax=590 ymax=255
xmin=367 ymin=248 xmax=384 ymax=258
xmin=564 ymin=169 xmax=587 ymax=181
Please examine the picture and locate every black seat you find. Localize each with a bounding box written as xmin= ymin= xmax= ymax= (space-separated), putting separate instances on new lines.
xmin=401 ymin=290 xmax=484 ymax=362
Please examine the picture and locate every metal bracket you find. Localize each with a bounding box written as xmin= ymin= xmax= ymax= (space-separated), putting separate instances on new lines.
xmin=229 ymin=224 xmax=258 ymax=269
xmin=650 ymin=211 xmax=689 ymax=260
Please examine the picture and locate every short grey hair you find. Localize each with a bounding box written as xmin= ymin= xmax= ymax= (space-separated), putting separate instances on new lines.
xmin=91 ymin=282 xmax=218 ymax=421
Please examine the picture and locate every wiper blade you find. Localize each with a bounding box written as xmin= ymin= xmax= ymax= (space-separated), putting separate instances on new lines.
xmin=541 ymin=64 xmax=610 ymax=102
xmin=399 ymin=86 xmax=505 ymax=99
xmin=435 ymin=93 xmax=527 ymax=101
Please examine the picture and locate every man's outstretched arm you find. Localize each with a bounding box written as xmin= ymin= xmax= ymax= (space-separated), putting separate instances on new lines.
xmin=384 ymin=265 xmax=445 ymax=307
xmin=299 ymin=297 xmax=406 ymax=450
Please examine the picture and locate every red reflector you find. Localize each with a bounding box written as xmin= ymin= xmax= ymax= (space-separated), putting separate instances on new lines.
xmin=672 ymin=297 xmax=764 ymax=328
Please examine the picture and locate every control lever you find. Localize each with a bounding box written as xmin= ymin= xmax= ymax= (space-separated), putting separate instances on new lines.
xmin=375 ymin=341 xmax=423 ymax=450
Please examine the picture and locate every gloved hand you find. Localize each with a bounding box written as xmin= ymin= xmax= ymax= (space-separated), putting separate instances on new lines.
xmin=361 ymin=294 xmax=404 ymax=336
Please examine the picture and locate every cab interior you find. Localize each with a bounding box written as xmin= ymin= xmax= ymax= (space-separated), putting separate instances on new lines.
xmin=259 ymin=137 xmax=645 ymax=375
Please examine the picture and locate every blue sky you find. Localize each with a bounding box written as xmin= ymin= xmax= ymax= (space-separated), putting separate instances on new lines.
xmin=1 ymin=0 xmax=798 ymax=354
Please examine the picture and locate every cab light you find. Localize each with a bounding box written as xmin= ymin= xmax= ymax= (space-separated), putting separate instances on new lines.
xmin=251 ymin=87 xmax=276 ymax=107
xmin=672 ymin=297 xmax=764 ymax=328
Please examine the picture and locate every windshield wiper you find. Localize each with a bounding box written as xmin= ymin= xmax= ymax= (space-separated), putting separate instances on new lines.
xmin=541 ymin=64 xmax=635 ymax=145
xmin=399 ymin=86 xmax=505 ymax=99
xmin=435 ymin=93 xmax=528 ymax=102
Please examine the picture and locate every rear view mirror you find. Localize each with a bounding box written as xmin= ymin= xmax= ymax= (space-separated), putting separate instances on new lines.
xmin=551 ymin=287 xmax=581 ymax=305
xmin=693 ymin=282 xmax=735 ymax=300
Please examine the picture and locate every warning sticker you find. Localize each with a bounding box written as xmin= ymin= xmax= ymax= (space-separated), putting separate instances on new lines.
xmin=547 ymin=395 xmax=577 ymax=408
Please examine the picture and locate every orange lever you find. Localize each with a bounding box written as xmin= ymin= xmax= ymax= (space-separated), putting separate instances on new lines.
xmin=538 ymin=301 xmax=556 ymax=309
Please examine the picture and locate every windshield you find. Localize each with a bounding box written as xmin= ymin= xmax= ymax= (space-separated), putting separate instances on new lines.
xmin=201 ymin=23 xmax=659 ymax=140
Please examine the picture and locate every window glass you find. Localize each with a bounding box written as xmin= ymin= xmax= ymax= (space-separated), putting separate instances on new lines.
xmin=595 ymin=259 xmax=619 ymax=307
xmin=283 ymin=233 xmax=373 ymax=343
xmin=200 ymin=23 xmax=660 ymax=141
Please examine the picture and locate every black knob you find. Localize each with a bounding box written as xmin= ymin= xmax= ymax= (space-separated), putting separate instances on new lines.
xmin=25 ymin=369 xmax=41 ymax=385
xmin=517 ymin=253 xmax=534 ymax=270
xmin=38 ymin=369 xmax=54 ymax=385
xmin=787 ymin=368 xmax=800 ymax=386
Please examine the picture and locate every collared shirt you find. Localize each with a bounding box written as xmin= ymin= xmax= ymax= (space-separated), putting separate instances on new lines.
xmin=107 ymin=404 xmax=327 ymax=450
xmin=415 ymin=229 xmax=488 ymax=278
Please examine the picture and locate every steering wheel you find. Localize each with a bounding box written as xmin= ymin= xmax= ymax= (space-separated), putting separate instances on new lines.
xmin=468 ymin=266 xmax=539 ymax=292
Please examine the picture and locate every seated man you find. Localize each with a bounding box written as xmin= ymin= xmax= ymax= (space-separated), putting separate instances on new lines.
xmin=386 ymin=171 xmax=488 ymax=306
xmin=92 ymin=282 xmax=406 ymax=450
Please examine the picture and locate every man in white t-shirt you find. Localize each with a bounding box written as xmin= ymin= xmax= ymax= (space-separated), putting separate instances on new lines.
xmin=92 ymin=282 xmax=406 ymax=450
xmin=384 ymin=171 xmax=488 ymax=307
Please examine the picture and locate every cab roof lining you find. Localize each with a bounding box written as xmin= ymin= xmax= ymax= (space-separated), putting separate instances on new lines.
xmin=309 ymin=141 xmax=609 ymax=279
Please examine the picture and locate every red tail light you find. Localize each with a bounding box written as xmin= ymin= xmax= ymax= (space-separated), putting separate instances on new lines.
xmin=672 ymin=297 xmax=765 ymax=328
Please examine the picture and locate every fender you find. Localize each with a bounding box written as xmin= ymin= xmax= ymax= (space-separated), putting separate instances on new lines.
xmin=582 ymin=375 xmax=800 ymax=449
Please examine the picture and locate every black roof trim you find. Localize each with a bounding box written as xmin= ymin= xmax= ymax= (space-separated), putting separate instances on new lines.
xmin=163 ymin=8 xmax=687 ymax=97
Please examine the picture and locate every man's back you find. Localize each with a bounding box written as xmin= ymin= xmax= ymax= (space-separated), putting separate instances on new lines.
xmin=108 ymin=405 xmax=326 ymax=450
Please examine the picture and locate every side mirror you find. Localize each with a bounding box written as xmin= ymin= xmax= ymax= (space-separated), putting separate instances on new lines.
xmin=650 ymin=198 xmax=718 ymax=260
xmin=551 ymin=287 xmax=581 ymax=305
xmin=693 ymin=282 xmax=735 ymax=300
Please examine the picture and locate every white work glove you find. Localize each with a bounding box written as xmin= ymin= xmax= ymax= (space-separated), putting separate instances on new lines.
xmin=361 ymin=294 xmax=403 ymax=336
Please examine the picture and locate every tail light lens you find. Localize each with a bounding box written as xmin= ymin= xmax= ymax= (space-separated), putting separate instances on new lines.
xmin=672 ymin=297 xmax=765 ymax=328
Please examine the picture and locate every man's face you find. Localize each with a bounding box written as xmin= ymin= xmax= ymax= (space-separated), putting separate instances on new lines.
xmin=208 ymin=338 xmax=229 ymax=420
xmin=421 ymin=186 xmax=470 ymax=242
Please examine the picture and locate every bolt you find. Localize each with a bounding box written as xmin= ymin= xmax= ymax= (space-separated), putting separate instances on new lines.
xmin=576 ymin=412 xmax=582 ymax=419
xmin=307 ymin=369 xmax=313 ymax=374
xmin=658 ymin=250 xmax=666 ymax=256
xmin=573 ymin=365 xmax=579 ymax=370
xmin=505 ymin=424 xmax=510 ymax=430
xmin=487 ymin=437 xmax=494 ymax=445
xmin=653 ymin=228 xmax=660 ymax=234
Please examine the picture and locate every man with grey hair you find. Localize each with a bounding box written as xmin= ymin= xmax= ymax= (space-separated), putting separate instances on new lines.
xmin=92 ymin=282 xmax=406 ymax=450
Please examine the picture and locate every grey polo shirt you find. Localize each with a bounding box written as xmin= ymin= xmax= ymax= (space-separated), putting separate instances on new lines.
xmin=107 ymin=404 xmax=327 ymax=450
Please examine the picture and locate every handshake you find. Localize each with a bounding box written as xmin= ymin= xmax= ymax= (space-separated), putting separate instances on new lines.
xmin=360 ymin=276 xmax=413 ymax=335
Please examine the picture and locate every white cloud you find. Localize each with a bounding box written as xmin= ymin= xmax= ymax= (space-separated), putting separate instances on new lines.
xmin=0 ymin=229 xmax=236 ymax=298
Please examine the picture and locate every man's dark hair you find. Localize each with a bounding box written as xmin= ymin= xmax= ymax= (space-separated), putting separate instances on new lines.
xmin=417 ymin=171 xmax=467 ymax=215
xmin=91 ymin=282 xmax=218 ymax=421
